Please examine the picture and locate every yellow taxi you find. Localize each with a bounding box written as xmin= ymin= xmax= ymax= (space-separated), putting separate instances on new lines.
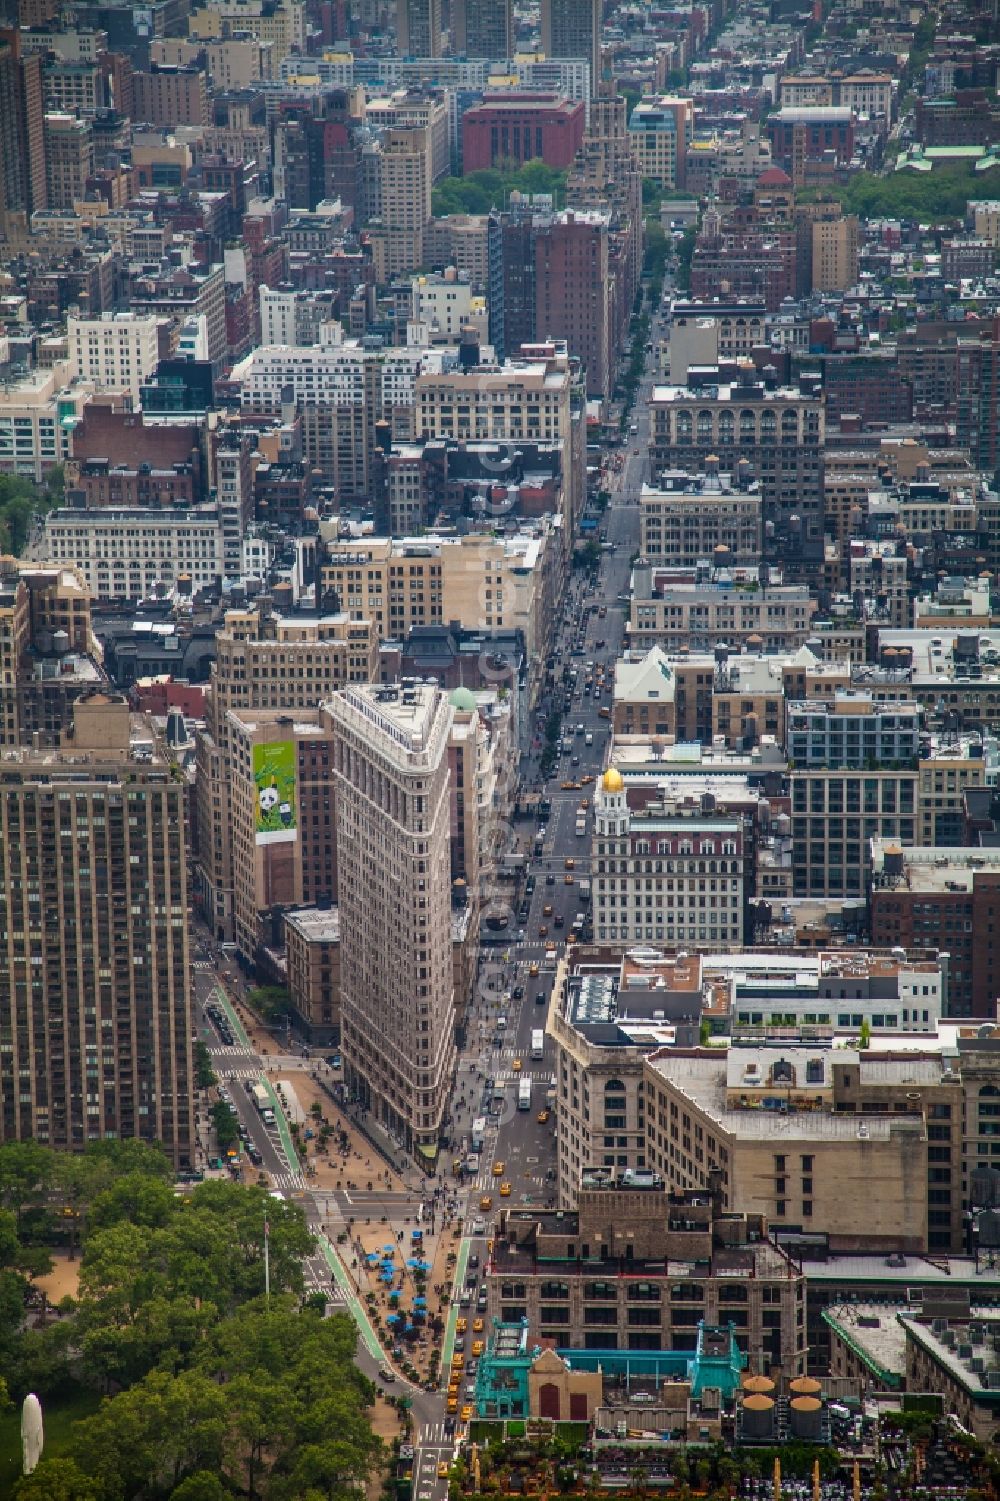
xmin=438 ymin=1463 xmax=450 ymax=1478
xmin=560 ymin=780 xmax=576 ymax=790
xmin=473 ymin=1317 xmax=484 ymax=1333
xmin=452 ymin=1352 xmax=464 ymax=1369
xmin=480 ymin=1194 xmax=493 ymax=1211
xmin=447 ymin=1397 xmax=458 ymax=1414
xmin=512 ymin=1058 xmax=522 ymax=1071
xmin=564 ymin=873 xmax=575 ymax=885
xmin=581 ymin=774 xmax=594 ymax=785
xmin=537 ymin=1109 xmax=550 ymax=1124
xmin=542 ymin=904 xmax=553 ymax=917
xmin=564 ymin=857 xmax=575 ymax=870
xmin=461 ymin=1405 xmax=473 ymax=1422
xmin=493 ymin=1160 xmax=505 ymax=1175
xmin=472 ymin=1340 xmax=484 ymax=1357
xmin=529 ymin=961 xmax=540 ymax=976
xmin=599 ymin=706 xmax=610 ymax=719
xmin=500 ymin=1181 xmax=511 ymax=1196
xmin=456 ymin=1317 xmax=467 ymax=1335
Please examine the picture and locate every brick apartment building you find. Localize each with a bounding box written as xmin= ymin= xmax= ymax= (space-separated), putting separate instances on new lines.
xmin=869 ymin=840 xmax=1000 ymax=1017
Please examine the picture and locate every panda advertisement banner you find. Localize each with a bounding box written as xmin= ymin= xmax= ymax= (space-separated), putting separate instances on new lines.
xmin=253 ymin=740 xmax=298 ymax=845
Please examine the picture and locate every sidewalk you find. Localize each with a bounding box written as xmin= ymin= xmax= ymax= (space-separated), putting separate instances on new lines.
xmin=273 ymin=1071 xmax=411 ymax=1196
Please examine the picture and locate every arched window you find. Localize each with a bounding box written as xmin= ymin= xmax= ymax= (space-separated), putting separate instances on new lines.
xmin=696 ymin=409 xmax=714 ymax=443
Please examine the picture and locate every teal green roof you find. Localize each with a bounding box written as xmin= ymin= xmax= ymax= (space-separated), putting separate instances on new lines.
xmin=449 ymin=686 xmax=477 ymax=710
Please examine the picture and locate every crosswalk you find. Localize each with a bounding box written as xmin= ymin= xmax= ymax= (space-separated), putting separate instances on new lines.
xmin=304 ymin=1260 xmax=347 ymax=1305
xmin=208 ymin=1059 xmax=261 ymax=1078
xmin=419 ymin=1421 xmax=453 ymax=1446
xmin=270 ymin=1168 xmax=306 ymax=1191
xmin=192 ymin=960 xmax=215 ymax=972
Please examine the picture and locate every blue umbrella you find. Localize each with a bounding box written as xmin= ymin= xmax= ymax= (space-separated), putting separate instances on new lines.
xmin=413 ymin=1295 xmax=427 ymax=1307
xmin=414 ymin=1259 xmax=430 ymax=1272
xmin=387 ymin=1313 xmax=402 ymax=1326
xmin=411 ymin=1228 xmax=423 ymax=1239
xmin=383 ymin=1243 xmax=395 ymax=1253
xmin=406 ymin=1258 xmax=421 ymax=1268
xmin=366 ymin=1252 xmax=379 ymax=1264
xmin=380 ymin=1269 xmax=394 ymax=1283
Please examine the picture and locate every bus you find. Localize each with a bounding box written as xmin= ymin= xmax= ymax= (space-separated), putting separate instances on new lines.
xmin=518 ymin=1078 xmax=532 ymax=1111
xmin=471 ymin=1116 xmax=487 ymax=1153
xmin=530 ymin=1029 xmax=545 ymax=1060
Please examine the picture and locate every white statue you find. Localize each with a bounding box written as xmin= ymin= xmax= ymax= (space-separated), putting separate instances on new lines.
xmin=21 ymin=1393 xmax=43 ymax=1475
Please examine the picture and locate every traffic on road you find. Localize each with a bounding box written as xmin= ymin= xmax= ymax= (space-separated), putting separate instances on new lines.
xmin=191 ymin=267 xmax=668 ymax=1491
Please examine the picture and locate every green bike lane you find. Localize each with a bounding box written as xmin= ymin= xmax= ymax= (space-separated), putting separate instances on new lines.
xmin=440 ymin=1237 xmax=471 ymax=1382
xmin=252 ymin=1074 xmax=394 ymax=1376
xmin=318 ymin=1234 xmax=384 ymax=1363
xmin=209 ymin=986 xmax=252 ymax=1050
xmin=205 ymin=985 xmax=441 ymax=1394
xmin=260 ymin=1075 xmax=301 ymax=1173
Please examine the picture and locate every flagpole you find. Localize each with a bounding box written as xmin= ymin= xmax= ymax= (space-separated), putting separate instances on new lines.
xmin=264 ymin=1213 xmax=271 ymax=1303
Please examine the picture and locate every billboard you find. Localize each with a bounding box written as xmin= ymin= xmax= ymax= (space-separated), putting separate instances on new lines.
xmin=253 ymin=740 xmax=298 ymax=846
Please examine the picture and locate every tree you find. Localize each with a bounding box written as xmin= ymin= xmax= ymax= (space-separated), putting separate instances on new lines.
xmin=69 ymin=1368 xmax=228 ymax=1498
xmin=193 ymin=1042 xmax=216 ymax=1091
xmin=88 ymin=1173 xmax=178 ymax=1233
xmin=0 ymin=473 xmax=64 ymax=555
xmin=0 ymin=1142 xmax=56 ymax=1232
xmin=247 ymin=986 xmax=292 ymax=1025
xmin=11 ymin=1457 xmax=101 ymax=1501
xmin=211 ymin=1101 xmax=240 ymax=1154
xmin=170 ymin=1474 xmax=232 ymax=1501
xmin=222 ymin=1372 xmax=302 ymax=1498
xmin=431 ymin=162 xmax=567 ymax=216
xmin=675 ymin=225 xmax=697 ymax=291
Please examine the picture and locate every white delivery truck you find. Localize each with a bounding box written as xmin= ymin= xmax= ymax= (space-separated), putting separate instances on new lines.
xmin=531 ymin=1028 xmax=545 ymax=1060
xmin=252 ymin=1081 xmax=276 ymax=1126
xmin=518 ymin=1077 xmax=532 ymax=1110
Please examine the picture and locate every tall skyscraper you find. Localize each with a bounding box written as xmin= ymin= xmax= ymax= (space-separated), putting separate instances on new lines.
xmin=0 ymin=28 xmax=47 ymax=227
xmin=539 ymin=0 xmax=599 ymax=88
xmin=396 ymin=0 xmax=441 ymax=57
xmin=534 ymin=210 xmax=612 ymax=399
xmin=0 ymin=696 xmax=194 ymax=1165
xmin=380 ymin=126 xmax=433 ymax=276
xmin=452 ymin=0 xmax=511 ymax=60
xmin=329 ymin=681 xmax=456 ymax=1165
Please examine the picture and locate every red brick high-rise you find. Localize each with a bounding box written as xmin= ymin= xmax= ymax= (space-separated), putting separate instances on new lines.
xmin=462 ymin=93 xmax=585 ymax=172
xmin=533 ymin=210 xmax=612 ymax=399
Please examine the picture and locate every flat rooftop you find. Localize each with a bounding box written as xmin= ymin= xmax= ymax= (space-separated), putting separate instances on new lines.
xmin=646 ymin=1053 xmax=922 ymax=1140
xmin=823 ymin=1303 xmax=907 ymax=1382
xmin=900 ymin=1314 xmax=1000 ymax=1399
xmin=284 ymin=906 xmax=340 ymax=942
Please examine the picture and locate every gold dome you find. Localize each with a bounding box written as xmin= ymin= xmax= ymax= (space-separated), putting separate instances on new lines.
xmin=602 ymin=767 xmax=624 ymax=794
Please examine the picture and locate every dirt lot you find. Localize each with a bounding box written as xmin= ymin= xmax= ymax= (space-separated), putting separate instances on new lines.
xmin=34 ymin=1253 xmax=80 ymax=1306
